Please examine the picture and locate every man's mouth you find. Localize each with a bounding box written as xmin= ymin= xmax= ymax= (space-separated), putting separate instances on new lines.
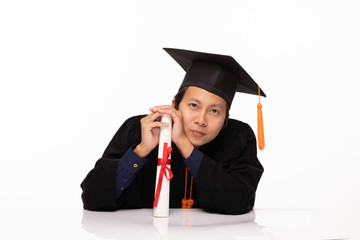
xmin=191 ymin=130 xmax=205 ymax=137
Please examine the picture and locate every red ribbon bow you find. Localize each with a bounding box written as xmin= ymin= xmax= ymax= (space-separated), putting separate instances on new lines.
xmin=153 ymin=142 xmax=173 ymax=208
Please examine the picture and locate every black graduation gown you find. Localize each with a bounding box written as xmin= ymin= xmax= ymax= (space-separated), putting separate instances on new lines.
xmin=81 ymin=115 xmax=263 ymax=215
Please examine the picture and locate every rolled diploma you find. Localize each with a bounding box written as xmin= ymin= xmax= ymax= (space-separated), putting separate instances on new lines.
xmin=153 ymin=114 xmax=172 ymax=217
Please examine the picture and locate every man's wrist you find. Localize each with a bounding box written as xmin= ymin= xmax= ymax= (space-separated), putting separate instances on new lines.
xmin=176 ymin=137 xmax=194 ymax=159
xmin=134 ymin=144 xmax=148 ymax=158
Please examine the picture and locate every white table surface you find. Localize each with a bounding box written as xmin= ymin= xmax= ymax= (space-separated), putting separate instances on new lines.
xmin=0 ymin=208 xmax=349 ymax=240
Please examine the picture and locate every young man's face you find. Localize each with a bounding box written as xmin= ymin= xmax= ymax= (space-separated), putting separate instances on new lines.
xmin=177 ymin=86 xmax=227 ymax=148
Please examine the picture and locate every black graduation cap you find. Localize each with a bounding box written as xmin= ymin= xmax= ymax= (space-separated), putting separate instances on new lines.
xmin=163 ymin=48 xmax=266 ymax=108
xmin=164 ymin=47 xmax=266 ymax=150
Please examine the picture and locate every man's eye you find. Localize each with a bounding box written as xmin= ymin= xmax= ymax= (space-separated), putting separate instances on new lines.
xmin=211 ymin=109 xmax=219 ymax=114
xmin=190 ymin=103 xmax=198 ymax=108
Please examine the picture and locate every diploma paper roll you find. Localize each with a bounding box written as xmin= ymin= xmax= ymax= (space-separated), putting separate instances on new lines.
xmin=153 ymin=114 xmax=172 ymax=217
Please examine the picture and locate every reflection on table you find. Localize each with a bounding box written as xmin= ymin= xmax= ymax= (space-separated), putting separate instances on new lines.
xmin=81 ymin=208 xmax=348 ymax=240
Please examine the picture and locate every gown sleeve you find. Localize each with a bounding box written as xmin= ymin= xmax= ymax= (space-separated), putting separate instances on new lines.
xmin=195 ymin=120 xmax=264 ymax=215
xmin=80 ymin=115 xmax=145 ymax=211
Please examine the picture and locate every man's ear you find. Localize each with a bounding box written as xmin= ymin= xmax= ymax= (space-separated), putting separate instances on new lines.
xmin=171 ymin=99 xmax=175 ymax=107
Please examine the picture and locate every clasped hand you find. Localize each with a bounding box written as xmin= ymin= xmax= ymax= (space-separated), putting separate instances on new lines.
xmin=134 ymin=105 xmax=194 ymax=159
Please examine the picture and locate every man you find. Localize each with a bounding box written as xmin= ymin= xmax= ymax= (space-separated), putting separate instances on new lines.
xmin=81 ymin=48 xmax=265 ymax=214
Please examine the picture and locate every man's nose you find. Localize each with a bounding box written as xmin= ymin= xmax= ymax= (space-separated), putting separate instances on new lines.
xmin=195 ymin=111 xmax=207 ymax=127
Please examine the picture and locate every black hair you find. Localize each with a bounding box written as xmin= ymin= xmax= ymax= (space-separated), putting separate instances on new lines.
xmin=173 ymin=87 xmax=230 ymax=128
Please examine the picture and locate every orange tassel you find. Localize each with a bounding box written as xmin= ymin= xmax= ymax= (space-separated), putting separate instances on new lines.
xmin=181 ymin=168 xmax=194 ymax=208
xmin=257 ymin=84 xmax=265 ymax=150
xmin=182 ymin=168 xmax=188 ymax=208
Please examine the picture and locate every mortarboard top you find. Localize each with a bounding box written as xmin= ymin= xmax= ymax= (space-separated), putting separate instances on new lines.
xmin=164 ymin=47 xmax=266 ymax=150
xmin=163 ymin=48 xmax=266 ymax=108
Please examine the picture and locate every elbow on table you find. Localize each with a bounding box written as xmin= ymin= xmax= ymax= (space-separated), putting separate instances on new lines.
xmin=218 ymin=191 xmax=255 ymax=215
xmin=81 ymin=191 xmax=118 ymax=212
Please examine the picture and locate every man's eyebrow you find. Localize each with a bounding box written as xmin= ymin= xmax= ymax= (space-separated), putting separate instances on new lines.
xmin=188 ymin=97 xmax=225 ymax=109
xmin=188 ymin=97 xmax=201 ymax=103
xmin=209 ymin=104 xmax=224 ymax=110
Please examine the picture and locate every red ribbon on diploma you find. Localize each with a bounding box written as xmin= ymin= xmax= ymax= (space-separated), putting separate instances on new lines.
xmin=153 ymin=142 xmax=173 ymax=208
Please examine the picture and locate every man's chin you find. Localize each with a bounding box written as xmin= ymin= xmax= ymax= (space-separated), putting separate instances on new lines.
xmin=188 ymin=137 xmax=207 ymax=148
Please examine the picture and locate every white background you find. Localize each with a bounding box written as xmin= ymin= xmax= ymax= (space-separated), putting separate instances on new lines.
xmin=1 ymin=0 xmax=359 ymax=238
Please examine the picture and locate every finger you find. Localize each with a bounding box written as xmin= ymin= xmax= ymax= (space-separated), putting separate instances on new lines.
xmin=150 ymin=105 xmax=176 ymax=114
xmin=156 ymin=107 xmax=182 ymax=123
xmin=149 ymin=105 xmax=172 ymax=112
xmin=142 ymin=111 xmax=162 ymax=123
xmin=149 ymin=106 xmax=181 ymax=124
xmin=145 ymin=121 xmax=169 ymax=131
